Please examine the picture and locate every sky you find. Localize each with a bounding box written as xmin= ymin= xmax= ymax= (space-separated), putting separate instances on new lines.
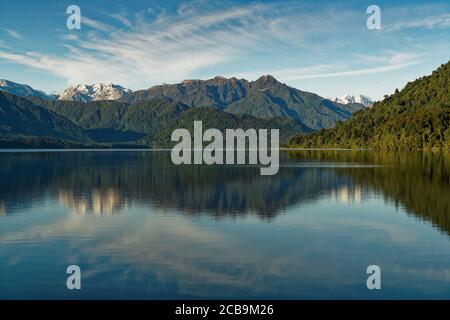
xmin=0 ymin=0 xmax=449 ymax=100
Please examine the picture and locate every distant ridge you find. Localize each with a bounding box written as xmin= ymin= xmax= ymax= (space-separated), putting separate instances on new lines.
xmin=333 ymin=94 xmax=374 ymax=107
xmin=0 ymin=79 xmax=57 ymax=101
xmin=58 ymin=83 xmax=132 ymax=102
xmin=120 ymin=75 xmax=364 ymax=130
xmin=1 ymin=75 xmax=364 ymax=131
xmin=0 ymin=80 xmax=133 ymax=102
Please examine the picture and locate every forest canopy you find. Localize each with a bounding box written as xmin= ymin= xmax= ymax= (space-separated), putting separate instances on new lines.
xmin=289 ymin=61 xmax=450 ymax=150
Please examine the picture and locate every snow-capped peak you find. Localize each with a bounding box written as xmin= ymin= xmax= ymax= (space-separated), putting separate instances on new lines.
xmin=58 ymin=83 xmax=132 ymax=102
xmin=334 ymin=94 xmax=374 ymax=107
xmin=0 ymin=79 xmax=57 ymax=100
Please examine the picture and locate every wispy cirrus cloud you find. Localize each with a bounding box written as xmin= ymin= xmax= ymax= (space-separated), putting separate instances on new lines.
xmin=81 ymin=16 xmax=113 ymax=32
xmin=0 ymin=1 xmax=362 ymax=89
xmin=287 ymin=53 xmax=423 ymax=81
xmin=0 ymin=0 xmax=445 ymax=94
xmin=386 ymin=13 xmax=450 ymax=31
xmin=2 ymin=28 xmax=24 ymax=40
xmin=108 ymin=12 xmax=133 ymax=28
xmin=225 ymin=52 xmax=423 ymax=82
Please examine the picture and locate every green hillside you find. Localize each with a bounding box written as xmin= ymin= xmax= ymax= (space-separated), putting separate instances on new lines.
xmin=149 ymin=106 xmax=312 ymax=148
xmin=30 ymin=97 xmax=191 ymax=143
xmin=289 ymin=61 xmax=450 ymax=150
xmin=120 ymin=75 xmax=364 ymax=130
xmin=0 ymin=91 xmax=91 ymax=143
xmin=225 ymin=75 xmax=364 ymax=130
xmin=12 ymin=96 xmax=310 ymax=148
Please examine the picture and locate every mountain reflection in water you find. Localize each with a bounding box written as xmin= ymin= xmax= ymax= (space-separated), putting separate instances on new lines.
xmin=1 ymin=150 xmax=450 ymax=299
xmin=1 ymin=150 xmax=449 ymax=234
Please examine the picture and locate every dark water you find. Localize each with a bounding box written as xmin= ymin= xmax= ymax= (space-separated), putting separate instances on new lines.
xmin=0 ymin=150 xmax=450 ymax=299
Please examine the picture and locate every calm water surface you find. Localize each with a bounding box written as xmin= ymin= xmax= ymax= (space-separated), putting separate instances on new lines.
xmin=0 ymin=150 xmax=449 ymax=299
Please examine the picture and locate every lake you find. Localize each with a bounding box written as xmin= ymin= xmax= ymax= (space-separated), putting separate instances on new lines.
xmin=0 ymin=150 xmax=449 ymax=299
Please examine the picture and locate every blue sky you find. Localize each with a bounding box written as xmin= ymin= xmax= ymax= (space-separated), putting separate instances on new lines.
xmin=0 ymin=0 xmax=449 ymax=99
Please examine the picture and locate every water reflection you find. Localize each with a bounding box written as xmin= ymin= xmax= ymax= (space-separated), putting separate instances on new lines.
xmin=0 ymin=202 xmax=5 ymax=217
xmin=0 ymin=151 xmax=355 ymax=219
xmin=0 ymin=150 xmax=450 ymax=234
xmin=58 ymin=189 xmax=129 ymax=215
xmin=330 ymin=185 xmax=363 ymax=204
xmin=1 ymin=150 xmax=450 ymax=299
xmin=290 ymin=150 xmax=450 ymax=236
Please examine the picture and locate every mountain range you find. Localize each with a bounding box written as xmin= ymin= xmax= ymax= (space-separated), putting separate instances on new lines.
xmin=333 ymin=94 xmax=374 ymax=107
xmin=1 ymin=77 xmax=371 ymax=111
xmin=120 ymin=75 xmax=367 ymax=130
xmin=0 ymin=79 xmax=57 ymax=101
xmin=1 ymin=76 xmax=365 ymax=130
xmin=58 ymin=83 xmax=132 ymax=102
xmin=0 ymin=75 xmax=369 ymax=148
xmin=2 ymin=60 xmax=448 ymax=150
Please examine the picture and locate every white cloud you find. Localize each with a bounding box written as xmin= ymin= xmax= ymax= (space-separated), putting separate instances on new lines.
xmin=224 ymin=52 xmax=423 ymax=82
xmin=0 ymin=2 xmax=363 ymax=89
xmin=108 ymin=12 xmax=133 ymax=28
xmin=294 ymin=61 xmax=421 ymax=80
xmin=81 ymin=16 xmax=113 ymax=32
xmin=288 ymin=55 xmax=423 ymax=81
xmin=386 ymin=13 xmax=450 ymax=31
xmin=0 ymin=1 xmax=442 ymax=92
xmin=2 ymin=28 xmax=24 ymax=40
